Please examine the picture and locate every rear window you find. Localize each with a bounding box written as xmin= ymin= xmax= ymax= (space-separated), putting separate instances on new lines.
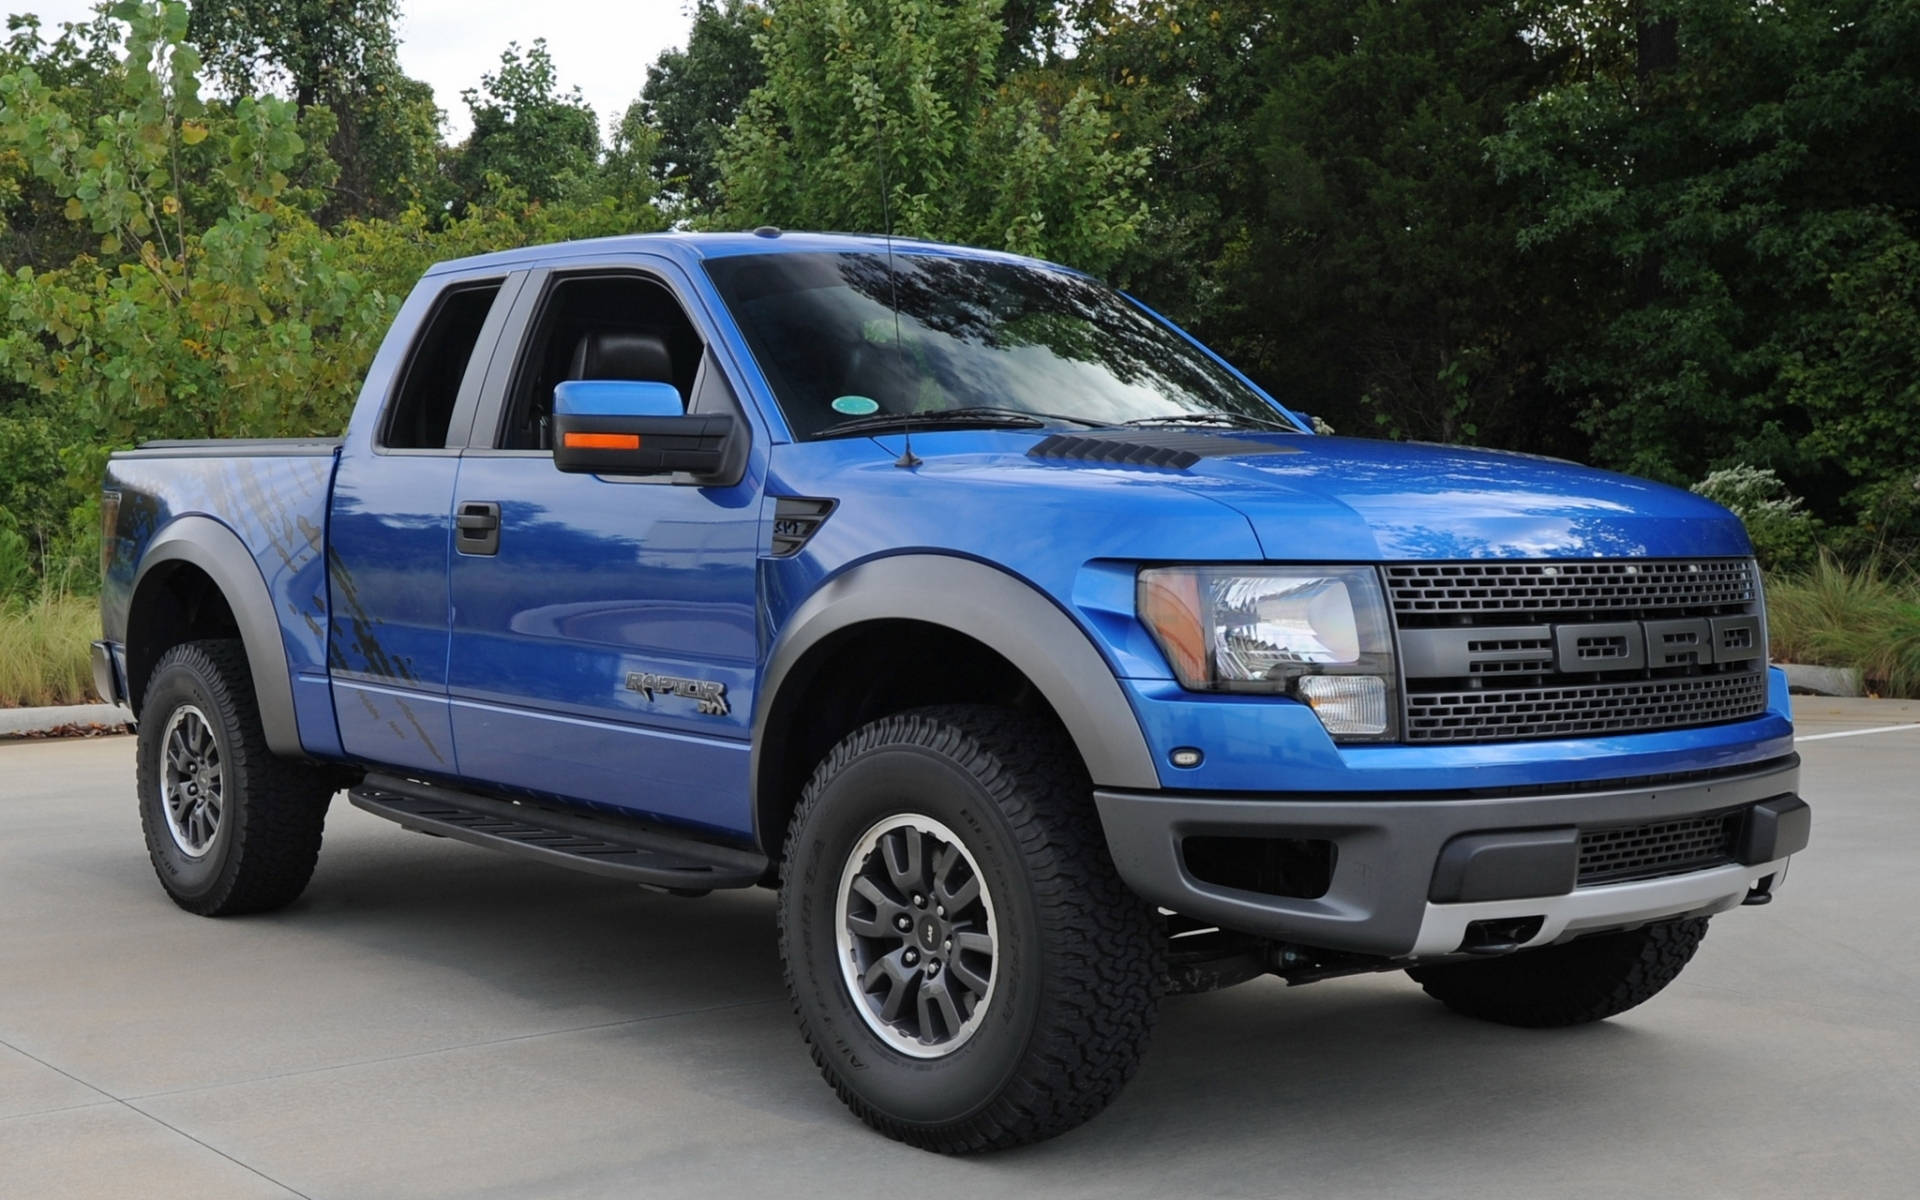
xmin=382 ymin=282 xmax=503 ymax=449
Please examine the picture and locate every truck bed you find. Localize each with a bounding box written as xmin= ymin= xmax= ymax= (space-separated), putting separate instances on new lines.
xmin=101 ymin=441 xmax=341 ymax=756
xmin=113 ymin=437 xmax=345 ymax=458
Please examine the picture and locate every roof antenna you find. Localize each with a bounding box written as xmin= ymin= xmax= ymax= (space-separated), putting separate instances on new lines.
xmin=876 ymin=114 xmax=920 ymax=469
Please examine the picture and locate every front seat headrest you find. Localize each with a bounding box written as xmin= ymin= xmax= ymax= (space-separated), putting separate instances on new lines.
xmin=568 ymin=330 xmax=674 ymax=384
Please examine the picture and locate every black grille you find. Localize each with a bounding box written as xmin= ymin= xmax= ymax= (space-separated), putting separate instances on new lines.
xmin=1578 ymin=811 xmax=1740 ymax=886
xmin=1389 ymin=556 xmax=1767 ymax=743
xmin=1405 ymin=672 xmax=1769 ymax=743
xmin=1386 ymin=559 xmax=1756 ymax=622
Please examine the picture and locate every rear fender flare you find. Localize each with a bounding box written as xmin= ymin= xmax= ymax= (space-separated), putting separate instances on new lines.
xmin=131 ymin=515 xmax=302 ymax=757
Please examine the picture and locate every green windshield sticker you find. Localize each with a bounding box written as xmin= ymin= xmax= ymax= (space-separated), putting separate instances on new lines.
xmin=831 ymin=395 xmax=880 ymax=416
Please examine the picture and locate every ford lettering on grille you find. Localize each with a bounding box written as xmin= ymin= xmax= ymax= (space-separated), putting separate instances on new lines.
xmin=1390 ymin=558 xmax=1770 ymax=743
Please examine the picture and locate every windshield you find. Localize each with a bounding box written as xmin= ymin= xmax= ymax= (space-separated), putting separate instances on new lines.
xmin=702 ymin=251 xmax=1298 ymax=440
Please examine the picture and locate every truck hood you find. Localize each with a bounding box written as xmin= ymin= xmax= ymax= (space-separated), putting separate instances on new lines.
xmin=1171 ymin=433 xmax=1749 ymax=559
xmin=862 ymin=429 xmax=1751 ymax=561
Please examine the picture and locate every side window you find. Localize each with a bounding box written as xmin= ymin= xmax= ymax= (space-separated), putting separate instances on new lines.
xmin=497 ymin=274 xmax=706 ymax=451
xmin=382 ymin=281 xmax=503 ymax=450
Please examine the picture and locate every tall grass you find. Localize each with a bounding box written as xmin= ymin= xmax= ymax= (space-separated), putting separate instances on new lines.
xmin=1767 ymin=554 xmax=1920 ymax=698
xmin=0 ymin=591 xmax=99 ymax=708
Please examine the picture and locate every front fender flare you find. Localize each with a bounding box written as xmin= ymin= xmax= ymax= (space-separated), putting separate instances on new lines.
xmin=131 ymin=515 xmax=303 ymax=757
xmin=752 ymin=555 xmax=1160 ymax=845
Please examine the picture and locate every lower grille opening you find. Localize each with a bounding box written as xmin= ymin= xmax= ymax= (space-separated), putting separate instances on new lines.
xmin=1183 ymin=836 xmax=1336 ymax=900
xmin=1577 ymin=811 xmax=1740 ymax=886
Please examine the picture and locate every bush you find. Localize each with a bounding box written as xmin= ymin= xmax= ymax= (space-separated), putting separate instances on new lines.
xmin=1692 ymin=466 xmax=1821 ymax=574
xmin=1766 ymin=554 xmax=1920 ymax=698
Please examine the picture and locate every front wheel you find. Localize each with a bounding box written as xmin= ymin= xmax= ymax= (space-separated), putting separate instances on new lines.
xmin=1407 ymin=917 xmax=1710 ymax=1028
xmin=778 ymin=706 xmax=1163 ymax=1153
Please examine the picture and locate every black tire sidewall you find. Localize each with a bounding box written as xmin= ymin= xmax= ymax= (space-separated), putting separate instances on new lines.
xmin=138 ymin=652 xmax=244 ymax=902
xmin=785 ymin=742 xmax=1046 ymax=1128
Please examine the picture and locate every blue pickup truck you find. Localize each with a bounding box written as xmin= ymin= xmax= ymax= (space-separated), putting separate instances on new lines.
xmin=97 ymin=232 xmax=1809 ymax=1152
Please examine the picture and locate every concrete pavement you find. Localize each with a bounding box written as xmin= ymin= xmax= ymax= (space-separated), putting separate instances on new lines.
xmin=2 ymin=706 xmax=1917 ymax=1198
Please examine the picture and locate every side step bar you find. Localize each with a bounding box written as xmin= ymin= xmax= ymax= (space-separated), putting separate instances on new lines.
xmin=349 ymin=774 xmax=767 ymax=893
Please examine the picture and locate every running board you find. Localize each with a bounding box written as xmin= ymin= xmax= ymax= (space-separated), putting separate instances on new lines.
xmin=349 ymin=774 xmax=766 ymax=893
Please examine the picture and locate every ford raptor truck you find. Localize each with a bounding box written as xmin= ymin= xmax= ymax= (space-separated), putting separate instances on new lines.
xmin=98 ymin=232 xmax=1810 ymax=1153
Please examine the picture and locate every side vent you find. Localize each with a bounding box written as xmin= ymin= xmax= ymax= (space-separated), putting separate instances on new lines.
xmin=770 ymin=497 xmax=836 ymax=557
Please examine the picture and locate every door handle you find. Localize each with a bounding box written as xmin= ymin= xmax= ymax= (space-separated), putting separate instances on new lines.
xmin=456 ymin=501 xmax=501 ymax=556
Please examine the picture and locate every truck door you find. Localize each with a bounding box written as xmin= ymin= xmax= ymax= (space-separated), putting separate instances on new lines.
xmin=446 ymin=264 xmax=764 ymax=834
xmin=329 ymin=271 xmax=523 ymax=775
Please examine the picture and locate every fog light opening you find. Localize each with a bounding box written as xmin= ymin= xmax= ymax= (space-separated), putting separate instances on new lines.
xmin=1182 ymin=836 xmax=1337 ymax=900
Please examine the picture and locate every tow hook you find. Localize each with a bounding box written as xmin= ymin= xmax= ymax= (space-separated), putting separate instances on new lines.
xmin=1743 ymin=873 xmax=1777 ymax=906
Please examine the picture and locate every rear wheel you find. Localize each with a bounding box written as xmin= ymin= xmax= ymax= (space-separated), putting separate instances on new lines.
xmin=137 ymin=640 xmax=333 ymax=916
xmin=1407 ymin=917 xmax=1710 ymax=1027
xmin=778 ymin=705 xmax=1163 ymax=1153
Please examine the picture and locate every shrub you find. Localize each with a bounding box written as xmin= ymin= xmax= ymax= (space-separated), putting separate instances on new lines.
xmin=1692 ymin=465 xmax=1821 ymax=573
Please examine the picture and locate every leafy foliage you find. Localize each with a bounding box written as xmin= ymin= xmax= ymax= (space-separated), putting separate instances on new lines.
xmin=1692 ymin=465 xmax=1820 ymax=573
xmin=1491 ymin=0 xmax=1920 ymax=535
xmin=4 ymin=0 xmax=1919 ymax=618
xmin=452 ymin=40 xmax=600 ymax=208
xmin=187 ymin=0 xmax=442 ymax=219
xmin=718 ymin=0 xmax=1146 ymax=273
xmin=639 ymin=0 xmax=766 ymax=214
xmin=0 ymin=3 xmax=660 ymax=599
xmin=1220 ymin=0 xmax=1565 ymax=448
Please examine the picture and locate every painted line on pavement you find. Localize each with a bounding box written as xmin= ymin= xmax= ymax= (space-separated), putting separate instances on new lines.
xmin=1798 ymin=723 xmax=1920 ymax=742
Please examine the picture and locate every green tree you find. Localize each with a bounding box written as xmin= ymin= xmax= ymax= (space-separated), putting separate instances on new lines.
xmin=1059 ymin=1 xmax=1283 ymax=363
xmin=0 ymin=2 xmax=666 ymax=589
xmin=452 ymin=39 xmax=599 ymax=209
xmin=599 ymin=99 xmax=665 ymax=216
xmin=719 ymin=0 xmax=1146 ymax=273
xmin=637 ymin=0 xmax=766 ymax=213
xmin=0 ymin=10 xmax=129 ymax=270
xmin=1214 ymin=0 xmax=1567 ymax=447
xmin=1493 ymin=0 xmax=1920 ymax=533
xmin=187 ymin=0 xmax=441 ymax=220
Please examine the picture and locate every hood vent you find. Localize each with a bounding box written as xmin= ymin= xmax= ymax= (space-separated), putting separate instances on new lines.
xmin=1026 ymin=429 xmax=1292 ymax=470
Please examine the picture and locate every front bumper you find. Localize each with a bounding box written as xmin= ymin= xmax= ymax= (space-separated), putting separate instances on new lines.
xmin=1095 ymin=755 xmax=1807 ymax=959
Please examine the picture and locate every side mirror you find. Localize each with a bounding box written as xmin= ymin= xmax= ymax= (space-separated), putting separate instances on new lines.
xmin=551 ymin=380 xmax=738 ymax=481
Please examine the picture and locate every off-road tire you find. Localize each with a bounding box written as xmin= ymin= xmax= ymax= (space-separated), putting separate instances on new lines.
xmin=1407 ymin=917 xmax=1710 ymax=1028
xmin=779 ymin=705 xmax=1163 ymax=1153
xmin=137 ymin=639 xmax=332 ymax=916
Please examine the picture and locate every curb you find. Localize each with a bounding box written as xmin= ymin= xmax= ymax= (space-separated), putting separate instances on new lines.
xmin=0 ymin=704 xmax=134 ymax=739
xmin=1778 ymin=662 xmax=1865 ymax=698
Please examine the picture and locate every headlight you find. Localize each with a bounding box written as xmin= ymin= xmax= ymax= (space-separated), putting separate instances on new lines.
xmin=1138 ymin=565 xmax=1398 ymax=740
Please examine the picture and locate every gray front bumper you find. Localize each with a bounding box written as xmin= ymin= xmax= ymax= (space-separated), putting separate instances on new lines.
xmin=1095 ymin=756 xmax=1806 ymax=959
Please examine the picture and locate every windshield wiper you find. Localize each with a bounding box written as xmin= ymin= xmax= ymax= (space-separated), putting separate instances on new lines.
xmin=1123 ymin=412 xmax=1302 ymax=433
xmin=823 ymin=406 xmax=1107 ymax=437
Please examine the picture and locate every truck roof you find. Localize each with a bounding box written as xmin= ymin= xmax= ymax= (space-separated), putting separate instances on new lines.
xmin=423 ymin=230 xmax=1086 ymax=279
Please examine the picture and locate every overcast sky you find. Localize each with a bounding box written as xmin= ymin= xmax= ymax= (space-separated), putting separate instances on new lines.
xmin=14 ymin=0 xmax=700 ymax=141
